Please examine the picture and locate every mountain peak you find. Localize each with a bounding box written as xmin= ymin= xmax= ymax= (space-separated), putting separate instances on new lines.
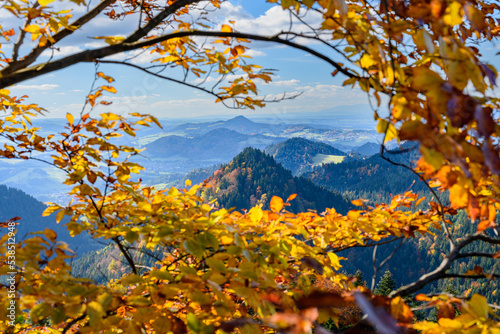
xmin=225 ymin=115 xmax=254 ymax=124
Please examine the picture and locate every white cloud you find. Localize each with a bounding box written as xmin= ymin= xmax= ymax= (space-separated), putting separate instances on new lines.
xmin=10 ymin=84 xmax=59 ymax=91
xmin=220 ymin=3 xmax=322 ymax=44
xmin=104 ymin=49 xmax=160 ymax=65
xmin=267 ymin=79 xmax=300 ymax=87
xmin=41 ymin=46 xmax=83 ymax=58
xmin=245 ymin=49 xmax=266 ymax=57
xmin=297 ymin=84 xmax=366 ymax=100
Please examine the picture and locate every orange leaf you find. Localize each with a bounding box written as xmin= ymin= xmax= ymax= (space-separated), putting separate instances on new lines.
xmin=437 ymin=303 xmax=455 ymax=320
xmin=270 ymin=196 xmax=284 ymax=213
xmin=221 ymin=24 xmax=232 ymax=33
xmin=97 ymin=72 xmax=114 ymax=83
xmin=351 ymin=199 xmax=363 ymax=206
xmin=416 ymin=294 xmax=431 ymax=301
xmin=477 ymin=220 xmax=494 ymax=233
xmin=449 ymin=184 xmax=468 ymax=209
xmin=101 ymin=86 xmax=117 ymax=93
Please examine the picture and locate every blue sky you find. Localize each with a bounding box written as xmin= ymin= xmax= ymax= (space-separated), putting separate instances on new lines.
xmin=2 ymin=1 xmax=499 ymax=122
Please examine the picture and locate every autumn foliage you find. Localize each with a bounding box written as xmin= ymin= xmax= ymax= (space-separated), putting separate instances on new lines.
xmin=1 ymin=0 xmax=500 ymax=333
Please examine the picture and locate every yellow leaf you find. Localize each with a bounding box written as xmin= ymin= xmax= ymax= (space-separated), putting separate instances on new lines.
xmin=449 ymin=184 xmax=468 ymax=209
xmin=390 ymin=296 xmax=413 ymax=322
xmin=347 ymin=210 xmax=361 ymax=221
xmin=359 ymin=54 xmax=375 ymax=68
xmin=56 ymin=210 xmax=65 ymax=223
xmin=66 ymin=113 xmax=74 ymax=125
xmin=43 ymin=228 xmax=57 ymax=243
xmin=327 ymin=252 xmax=341 ymax=270
xmin=221 ymin=24 xmax=232 ymax=33
xmin=270 ymin=196 xmax=284 ymax=212
xmin=38 ymin=0 xmax=56 ymax=5
xmin=287 ymin=193 xmax=297 ymax=202
xmin=42 ymin=205 xmax=61 ymax=217
xmin=249 ymin=206 xmax=263 ymax=223
xmin=443 ymin=2 xmax=463 ymax=26
xmin=468 ymin=294 xmax=488 ymax=318
xmin=185 ymin=179 xmax=191 ymax=187
xmin=437 ymin=317 xmax=463 ymax=329
xmin=25 ymin=24 xmax=41 ymax=33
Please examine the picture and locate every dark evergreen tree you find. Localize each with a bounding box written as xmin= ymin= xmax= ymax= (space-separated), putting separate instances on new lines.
xmin=353 ymin=270 xmax=366 ymax=288
xmin=374 ymin=270 xmax=397 ymax=296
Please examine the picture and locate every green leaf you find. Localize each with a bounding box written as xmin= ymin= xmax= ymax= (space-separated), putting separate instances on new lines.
xmin=31 ymin=302 xmax=52 ymax=323
xmin=51 ymin=304 xmax=66 ymax=325
xmin=206 ymin=258 xmax=227 ymax=274
xmin=183 ymin=239 xmax=204 ymax=258
xmin=187 ymin=313 xmax=201 ymax=332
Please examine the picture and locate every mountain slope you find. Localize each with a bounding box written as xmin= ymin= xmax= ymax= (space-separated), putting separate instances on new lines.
xmin=0 ymin=185 xmax=100 ymax=256
xmin=205 ymin=148 xmax=351 ymax=214
xmin=305 ymin=143 xmax=425 ymax=200
xmin=353 ymin=142 xmax=380 ymax=156
xmin=265 ymin=137 xmax=346 ymax=175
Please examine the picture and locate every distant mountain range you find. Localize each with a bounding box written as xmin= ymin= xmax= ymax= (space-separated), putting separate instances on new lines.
xmin=265 ymin=137 xmax=346 ymax=175
xmin=167 ymin=115 xmax=379 ymax=147
xmin=204 ymin=147 xmax=351 ymax=214
xmin=144 ymin=127 xmax=283 ymax=162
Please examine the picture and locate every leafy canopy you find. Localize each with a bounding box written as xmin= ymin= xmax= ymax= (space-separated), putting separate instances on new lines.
xmin=0 ymin=0 xmax=500 ymax=333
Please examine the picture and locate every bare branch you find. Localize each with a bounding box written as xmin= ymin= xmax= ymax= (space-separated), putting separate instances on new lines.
xmin=456 ymin=252 xmax=499 ymax=259
xmin=123 ymin=0 xmax=203 ymax=43
xmin=379 ymin=147 xmax=455 ymax=250
xmin=370 ymin=238 xmax=405 ymax=291
xmin=112 ymin=236 xmax=138 ymax=275
xmin=371 ymin=245 xmax=378 ymax=290
xmin=442 ymin=273 xmax=500 ymax=279
xmin=12 ymin=1 xmax=40 ymax=61
xmin=96 ymin=59 xmax=224 ymax=100
xmin=390 ymin=233 xmax=500 ymax=297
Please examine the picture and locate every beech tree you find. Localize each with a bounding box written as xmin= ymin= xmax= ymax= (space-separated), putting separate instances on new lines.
xmin=0 ymin=0 xmax=500 ymax=333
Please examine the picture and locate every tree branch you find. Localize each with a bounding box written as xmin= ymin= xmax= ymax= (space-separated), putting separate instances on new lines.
xmin=4 ymin=0 xmax=116 ymax=75
xmin=112 ymin=236 xmax=138 ymax=275
xmin=96 ymin=59 xmax=224 ymax=100
xmin=456 ymin=252 xmax=499 ymax=259
xmin=0 ymin=30 xmax=359 ymax=89
xmin=12 ymin=1 xmax=40 ymax=62
xmin=123 ymin=0 xmax=202 ymax=43
xmin=390 ymin=233 xmax=500 ymax=297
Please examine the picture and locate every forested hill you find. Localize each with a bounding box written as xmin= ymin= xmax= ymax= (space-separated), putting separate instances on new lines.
xmin=305 ymin=143 xmax=426 ymax=200
xmin=353 ymin=142 xmax=380 ymax=156
xmin=0 ymin=185 xmax=99 ymax=256
xmin=205 ymin=147 xmax=351 ymax=214
xmin=265 ymin=137 xmax=346 ymax=175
